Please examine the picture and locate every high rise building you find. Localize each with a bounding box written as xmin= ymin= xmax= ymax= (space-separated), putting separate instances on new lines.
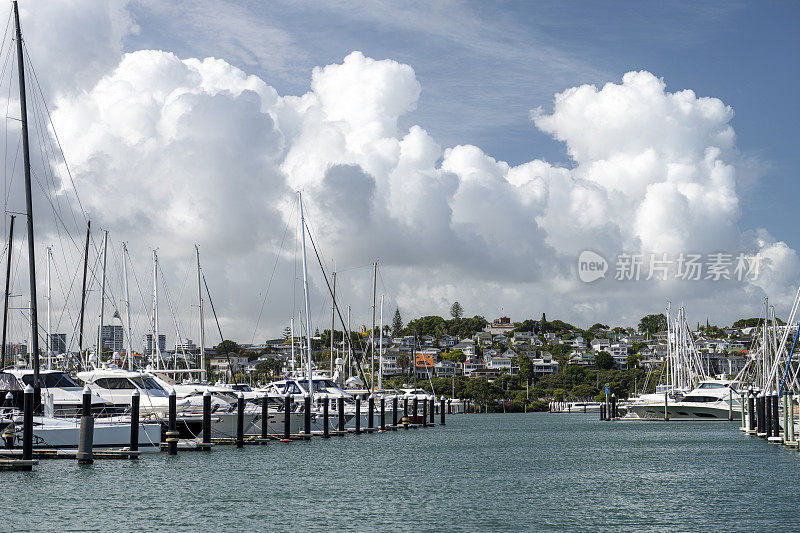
xmin=49 ymin=333 xmax=67 ymax=354
xmin=142 ymin=333 xmax=166 ymax=355
xmin=100 ymin=325 xmax=124 ymax=353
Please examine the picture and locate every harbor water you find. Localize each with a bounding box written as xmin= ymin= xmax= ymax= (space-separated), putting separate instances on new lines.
xmin=7 ymin=413 xmax=800 ymax=531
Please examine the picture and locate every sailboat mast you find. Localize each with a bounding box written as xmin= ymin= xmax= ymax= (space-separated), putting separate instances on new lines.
xmin=290 ymin=317 xmax=295 ymax=373
xmin=370 ymin=260 xmax=377 ymax=390
xmin=379 ymin=294 xmax=383 ymax=390
xmin=330 ymin=270 xmax=336 ymax=376
xmin=347 ymin=305 xmax=351 ymax=379
xmin=195 ymin=245 xmax=206 ymax=375
xmin=78 ymin=221 xmax=90 ymax=367
xmin=13 ymin=0 xmax=40 ymax=388
xmin=0 ymin=216 xmax=14 ymax=369
xmin=122 ymin=243 xmax=133 ymax=370
xmin=96 ymin=230 xmax=108 ymax=363
xmin=153 ymin=250 xmax=160 ymax=369
xmin=46 ymin=246 xmax=51 ymax=370
xmin=298 ymin=192 xmax=314 ymax=398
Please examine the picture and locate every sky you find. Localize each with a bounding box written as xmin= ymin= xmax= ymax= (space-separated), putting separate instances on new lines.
xmin=1 ymin=0 xmax=799 ymax=350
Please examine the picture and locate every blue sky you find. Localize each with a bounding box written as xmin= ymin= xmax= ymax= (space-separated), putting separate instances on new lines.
xmin=127 ymin=1 xmax=799 ymax=250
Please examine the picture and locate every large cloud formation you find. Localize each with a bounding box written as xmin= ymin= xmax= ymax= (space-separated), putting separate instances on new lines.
xmin=7 ymin=2 xmax=798 ymax=346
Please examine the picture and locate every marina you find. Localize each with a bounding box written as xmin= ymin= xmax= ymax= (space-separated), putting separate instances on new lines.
xmin=3 ymin=413 xmax=800 ymax=531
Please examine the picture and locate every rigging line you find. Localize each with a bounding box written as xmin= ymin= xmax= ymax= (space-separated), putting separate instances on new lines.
xmin=157 ymin=259 xmax=189 ymax=363
xmin=201 ymin=272 xmax=238 ymax=387
xmin=250 ymin=200 xmax=295 ymax=344
xmin=2 ymin=25 xmax=13 ymax=214
xmin=29 ymin=168 xmax=81 ymax=250
xmin=301 ymin=218 xmax=369 ymax=385
xmin=22 ymin=41 xmax=87 ymax=224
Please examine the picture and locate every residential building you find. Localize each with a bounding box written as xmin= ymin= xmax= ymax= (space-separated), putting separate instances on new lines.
xmin=142 ymin=333 xmax=167 ymax=355
xmin=49 ymin=333 xmax=67 ymax=354
xmin=484 ymin=317 xmax=514 ymax=335
xmin=99 ymin=325 xmax=124 ymax=353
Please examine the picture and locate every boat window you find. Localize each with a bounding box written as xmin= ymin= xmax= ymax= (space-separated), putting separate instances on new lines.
xmin=95 ymin=377 xmax=136 ymax=390
xmin=282 ymin=382 xmax=302 ymax=395
xmin=130 ymin=376 xmax=166 ymax=391
xmin=22 ymin=372 xmax=80 ymax=388
xmin=698 ymin=383 xmax=726 ymax=389
xmin=683 ymin=395 xmax=719 ymax=403
xmin=0 ymin=373 xmax=21 ymax=390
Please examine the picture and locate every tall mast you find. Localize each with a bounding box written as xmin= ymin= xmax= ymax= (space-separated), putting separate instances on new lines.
xmin=13 ymin=1 xmax=40 ymax=388
xmin=78 ymin=221 xmax=90 ymax=367
xmin=122 ymin=243 xmax=133 ymax=371
xmin=195 ymin=245 xmax=206 ymax=376
xmin=96 ymin=230 xmax=108 ymax=363
xmin=347 ymin=305 xmax=352 ymax=379
xmin=290 ymin=318 xmax=295 ymax=373
xmin=0 ymin=215 xmax=14 ymax=369
xmin=152 ymin=250 xmax=160 ymax=368
xmin=379 ymin=294 xmax=384 ymax=390
xmin=370 ymin=260 xmax=377 ymax=390
xmin=298 ymin=191 xmax=314 ymax=398
xmin=330 ymin=270 xmax=336 ymax=376
xmin=46 ymin=246 xmax=51 ymax=370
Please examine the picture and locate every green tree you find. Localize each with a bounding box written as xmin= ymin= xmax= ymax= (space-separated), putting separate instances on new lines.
xmin=282 ymin=326 xmax=292 ymax=340
xmin=255 ymin=357 xmax=282 ymax=377
xmin=595 ymin=350 xmax=614 ymax=370
xmin=216 ymin=339 xmax=242 ymax=356
xmin=450 ymin=301 xmax=463 ymax=319
xmin=441 ymin=349 xmax=466 ymax=363
xmin=626 ymin=353 xmax=641 ymax=369
xmin=396 ymin=353 xmax=410 ymax=375
xmin=638 ymin=313 xmax=667 ymax=336
xmin=392 ymin=308 xmax=403 ymax=337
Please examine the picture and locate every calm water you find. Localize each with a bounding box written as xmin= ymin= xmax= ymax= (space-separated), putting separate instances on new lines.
xmin=5 ymin=414 xmax=800 ymax=531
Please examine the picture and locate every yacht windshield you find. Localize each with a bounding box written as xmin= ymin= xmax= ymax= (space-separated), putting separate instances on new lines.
xmin=131 ymin=376 xmax=166 ymax=392
xmin=22 ymin=372 xmax=80 ymax=388
xmin=698 ymin=382 xmax=726 ymax=389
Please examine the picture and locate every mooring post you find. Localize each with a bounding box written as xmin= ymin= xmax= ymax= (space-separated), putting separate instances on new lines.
xmin=728 ymin=388 xmax=733 ymax=421
xmin=203 ymin=390 xmax=212 ymax=445
xmin=739 ymin=391 xmax=745 ymax=430
xmin=783 ymin=393 xmax=789 ymax=443
xmin=167 ymin=389 xmax=178 ymax=455
xmin=791 ymin=393 xmax=797 ymax=444
xmin=747 ymin=392 xmax=754 ymax=433
xmin=664 ymin=390 xmax=669 ymax=422
xmin=77 ymin=385 xmax=94 ymax=464
xmin=440 ymin=397 xmax=446 ymax=425
xmin=367 ymin=395 xmax=375 ymax=431
xmin=337 ymin=396 xmax=345 ymax=434
xmin=304 ymin=394 xmax=311 ymax=436
xmin=261 ymin=392 xmax=269 ymax=441
xmin=22 ymin=384 xmax=33 ymax=461
xmin=413 ymin=397 xmax=418 ymax=424
xmin=430 ymin=398 xmax=435 ymax=425
xmin=323 ymin=397 xmax=330 ymax=438
xmin=757 ymin=393 xmax=765 ymax=436
xmin=765 ymin=393 xmax=772 ymax=438
xmin=599 ymin=403 xmax=605 ymax=421
xmin=283 ymin=395 xmax=291 ymax=441
xmin=422 ymin=398 xmax=428 ymax=428
xmin=403 ymin=397 xmax=409 ymax=419
xmin=236 ymin=392 xmax=244 ymax=448
xmin=772 ymin=392 xmax=780 ymax=439
xmin=610 ymin=394 xmax=616 ymax=420
xmin=392 ymin=396 xmax=398 ymax=430
xmin=130 ymin=389 xmax=140 ymax=454
xmin=355 ymin=396 xmax=361 ymax=435
xmin=380 ymin=397 xmax=386 ymax=431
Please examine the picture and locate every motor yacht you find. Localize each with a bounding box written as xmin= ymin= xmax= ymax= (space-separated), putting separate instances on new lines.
xmin=627 ymin=380 xmax=741 ymax=419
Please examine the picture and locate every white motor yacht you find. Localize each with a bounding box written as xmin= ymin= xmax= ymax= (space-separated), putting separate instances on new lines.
xmin=1 ymin=369 xmax=114 ymax=417
xmin=627 ymin=380 xmax=741 ymax=419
